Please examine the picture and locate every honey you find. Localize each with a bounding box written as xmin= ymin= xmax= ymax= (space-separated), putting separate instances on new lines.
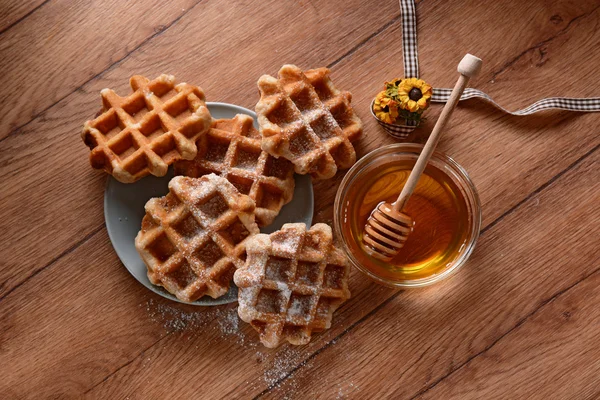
xmin=334 ymin=144 xmax=480 ymax=287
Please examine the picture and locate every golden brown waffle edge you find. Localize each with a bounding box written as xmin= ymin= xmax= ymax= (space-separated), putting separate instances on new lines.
xmin=82 ymin=74 xmax=212 ymax=183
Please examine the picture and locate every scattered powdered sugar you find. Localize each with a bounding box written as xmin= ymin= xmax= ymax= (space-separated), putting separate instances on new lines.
xmin=261 ymin=346 xmax=311 ymax=389
xmin=144 ymin=298 xmax=241 ymax=336
xmin=257 ymin=343 xmax=360 ymax=399
xmin=334 ymin=381 xmax=360 ymax=399
xmin=144 ymin=297 xmax=356 ymax=398
xmin=216 ymin=307 xmax=240 ymax=335
xmin=145 ymin=298 xmax=267 ymax=353
xmin=145 ymin=299 xmax=208 ymax=331
xmin=144 ymin=299 xmax=300 ymax=389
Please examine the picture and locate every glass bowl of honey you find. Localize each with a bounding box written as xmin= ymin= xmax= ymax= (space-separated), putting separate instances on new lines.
xmin=334 ymin=143 xmax=481 ymax=287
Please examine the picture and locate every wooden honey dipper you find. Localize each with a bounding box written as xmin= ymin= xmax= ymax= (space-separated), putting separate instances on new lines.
xmin=363 ymin=53 xmax=483 ymax=261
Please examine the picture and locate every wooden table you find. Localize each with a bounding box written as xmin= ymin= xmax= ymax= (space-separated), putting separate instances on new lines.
xmin=2 ymin=0 xmax=599 ymax=398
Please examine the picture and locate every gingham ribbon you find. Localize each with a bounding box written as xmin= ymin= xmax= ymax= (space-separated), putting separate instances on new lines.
xmin=431 ymin=88 xmax=600 ymax=114
xmin=400 ymin=0 xmax=600 ymax=114
xmin=400 ymin=0 xmax=419 ymax=79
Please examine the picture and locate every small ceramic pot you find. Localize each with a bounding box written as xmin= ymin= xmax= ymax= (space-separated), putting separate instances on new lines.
xmin=370 ymin=99 xmax=418 ymax=140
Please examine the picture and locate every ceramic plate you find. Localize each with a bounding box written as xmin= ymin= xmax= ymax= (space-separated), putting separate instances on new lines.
xmin=104 ymin=102 xmax=314 ymax=306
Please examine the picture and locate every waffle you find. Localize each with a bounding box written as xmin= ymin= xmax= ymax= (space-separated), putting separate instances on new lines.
xmin=234 ymin=223 xmax=351 ymax=348
xmin=174 ymin=114 xmax=295 ymax=227
xmin=255 ymin=65 xmax=363 ymax=180
xmin=82 ymin=74 xmax=212 ymax=183
xmin=135 ymin=174 xmax=259 ymax=302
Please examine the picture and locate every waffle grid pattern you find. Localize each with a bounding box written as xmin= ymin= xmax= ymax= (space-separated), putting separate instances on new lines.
xmin=256 ymin=65 xmax=362 ymax=180
xmin=174 ymin=114 xmax=295 ymax=227
xmin=135 ymin=174 xmax=259 ymax=302
xmin=234 ymin=223 xmax=351 ymax=348
xmin=82 ymin=74 xmax=211 ymax=183
xmin=304 ymin=67 xmax=363 ymax=143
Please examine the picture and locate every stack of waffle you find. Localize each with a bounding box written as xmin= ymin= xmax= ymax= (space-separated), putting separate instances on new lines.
xmin=81 ymin=67 xmax=362 ymax=347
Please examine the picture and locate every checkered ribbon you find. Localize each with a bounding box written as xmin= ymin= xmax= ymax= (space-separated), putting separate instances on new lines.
xmin=400 ymin=0 xmax=419 ymax=79
xmin=400 ymin=0 xmax=600 ymax=115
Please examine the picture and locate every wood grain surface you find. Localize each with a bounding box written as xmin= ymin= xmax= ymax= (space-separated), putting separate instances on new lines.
xmin=0 ymin=0 xmax=598 ymax=398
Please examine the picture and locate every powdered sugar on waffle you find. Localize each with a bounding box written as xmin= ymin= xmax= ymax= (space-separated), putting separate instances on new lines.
xmin=136 ymin=173 xmax=259 ymax=302
xmin=170 ymin=174 xmax=216 ymax=203
xmin=276 ymin=281 xmax=291 ymax=299
xmin=256 ymin=64 xmax=362 ymax=179
xmin=273 ymin=233 xmax=302 ymax=255
xmin=287 ymin=296 xmax=307 ymax=319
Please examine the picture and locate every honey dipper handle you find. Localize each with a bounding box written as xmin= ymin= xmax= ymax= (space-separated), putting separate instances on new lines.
xmin=393 ymin=54 xmax=483 ymax=212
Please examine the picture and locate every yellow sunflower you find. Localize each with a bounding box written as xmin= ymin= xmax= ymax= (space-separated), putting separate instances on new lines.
xmin=373 ymin=91 xmax=399 ymax=124
xmin=398 ymin=78 xmax=432 ymax=113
